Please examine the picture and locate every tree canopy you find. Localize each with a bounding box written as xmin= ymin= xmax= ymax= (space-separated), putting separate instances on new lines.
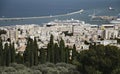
xmin=76 ymin=45 xmax=120 ymax=74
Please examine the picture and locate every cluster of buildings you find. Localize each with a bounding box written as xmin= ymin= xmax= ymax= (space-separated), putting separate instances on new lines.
xmin=0 ymin=19 xmax=120 ymax=53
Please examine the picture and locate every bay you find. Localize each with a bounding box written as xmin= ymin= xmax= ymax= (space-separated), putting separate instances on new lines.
xmin=0 ymin=0 xmax=120 ymax=26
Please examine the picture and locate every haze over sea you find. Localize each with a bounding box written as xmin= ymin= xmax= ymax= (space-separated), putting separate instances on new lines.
xmin=0 ymin=0 xmax=120 ymax=26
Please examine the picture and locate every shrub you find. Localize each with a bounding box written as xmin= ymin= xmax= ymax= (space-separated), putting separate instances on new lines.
xmin=10 ymin=63 xmax=26 ymax=70
xmin=3 ymin=67 xmax=16 ymax=72
xmin=45 ymin=62 xmax=55 ymax=68
xmin=31 ymin=70 xmax=42 ymax=74
xmin=111 ymin=68 xmax=120 ymax=74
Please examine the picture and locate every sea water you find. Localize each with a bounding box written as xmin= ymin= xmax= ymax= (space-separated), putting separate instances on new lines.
xmin=0 ymin=0 xmax=120 ymax=26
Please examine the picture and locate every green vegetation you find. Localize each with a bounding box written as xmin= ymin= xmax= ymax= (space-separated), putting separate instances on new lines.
xmin=23 ymin=38 xmax=39 ymax=66
xmin=0 ymin=29 xmax=7 ymax=35
xmin=1 ymin=35 xmax=120 ymax=74
xmin=63 ymin=31 xmax=73 ymax=36
xmin=0 ymin=38 xmax=16 ymax=66
xmin=84 ymin=40 xmax=90 ymax=45
xmin=76 ymin=45 xmax=120 ymax=74
xmin=0 ymin=35 xmax=74 ymax=67
xmin=115 ymin=38 xmax=120 ymax=44
xmin=46 ymin=35 xmax=73 ymax=64
xmin=0 ymin=63 xmax=79 ymax=74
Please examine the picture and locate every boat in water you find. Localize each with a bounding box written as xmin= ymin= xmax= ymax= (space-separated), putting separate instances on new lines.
xmin=110 ymin=19 xmax=120 ymax=24
xmin=109 ymin=6 xmax=114 ymax=10
xmin=110 ymin=14 xmax=120 ymax=24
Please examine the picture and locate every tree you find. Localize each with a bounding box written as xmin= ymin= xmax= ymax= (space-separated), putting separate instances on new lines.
xmin=10 ymin=43 xmax=16 ymax=63
xmin=65 ymin=46 xmax=70 ymax=63
xmin=59 ymin=38 xmax=65 ymax=62
xmin=72 ymin=44 xmax=77 ymax=61
xmin=76 ymin=45 xmax=120 ymax=74
xmin=0 ymin=29 xmax=7 ymax=35
xmin=47 ymin=35 xmax=54 ymax=63
xmin=28 ymin=38 xmax=34 ymax=66
xmin=33 ymin=38 xmax=38 ymax=65
xmin=115 ymin=38 xmax=120 ymax=44
xmin=39 ymin=48 xmax=46 ymax=64
xmin=4 ymin=43 xmax=10 ymax=66
xmin=16 ymin=52 xmax=24 ymax=64
xmin=23 ymin=38 xmax=32 ymax=66
xmin=54 ymin=43 xmax=59 ymax=63
xmin=0 ymin=38 xmax=3 ymax=66
xmin=84 ymin=40 xmax=89 ymax=45
xmin=85 ymin=66 xmax=102 ymax=74
xmin=23 ymin=38 xmax=39 ymax=66
xmin=112 ymin=68 xmax=120 ymax=74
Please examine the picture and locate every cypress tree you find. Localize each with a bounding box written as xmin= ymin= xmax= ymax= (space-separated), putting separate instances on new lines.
xmin=11 ymin=43 xmax=15 ymax=63
xmin=33 ymin=38 xmax=38 ymax=65
xmin=23 ymin=38 xmax=31 ymax=66
xmin=59 ymin=38 xmax=65 ymax=62
xmin=39 ymin=48 xmax=46 ymax=64
xmin=65 ymin=46 xmax=70 ymax=63
xmin=47 ymin=43 xmax=50 ymax=62
xmin=9 ymin=42 xmax=16 ymax=63
xmin=16 ymin=52 xmax=23 ymax=64
xmin=54 ymin=43 xmax=59 ymax=63
xmin=23 ymin=38 xmax=38 ymax=66
xmin=47 ymin=35 xmax=54 ymax=63
xmin=4 ymin=43 xmax=10 ymax=66
xmin=0 ymin=38 xmax=3 ymax=66
xmin=50 ymin=44 xmax=54 ymax=63
xmin=29 ymin=38 xmax=34 ymax=66
xmin=72 ymin=44 xmax=77 ymax=60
